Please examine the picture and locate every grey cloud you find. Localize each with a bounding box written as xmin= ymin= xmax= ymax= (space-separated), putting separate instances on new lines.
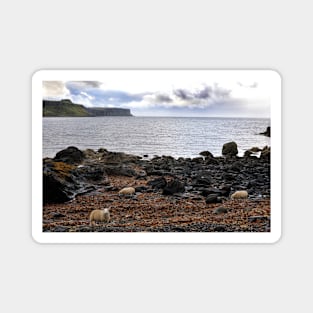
xmin=194 ymin=85 xmax=212 ymax=99
xmin=173 ymin=88 xmax=193 ymax=100
xmin=155 ymin=93 xmax=173 ymax=103
xmin=66 ymin=81 xmax=102 ymax=90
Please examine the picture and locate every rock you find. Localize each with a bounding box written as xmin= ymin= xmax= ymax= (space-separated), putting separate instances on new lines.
xmin=135 ymin=186 xmax=148 ymax=192
xmin=250 ymin=147 xmax=262 ymax=152
xmin=43 ymin=159 xmax=109 ymax=204
xmin=199 ymin=151 xmax=214 ymax=158
xmin=230 ymin=161 xmax=243 ymax=172
xmin=147 ymin=177 xmax=167 ymax=189
xmin=54 ymin=146 xmax=84 ymax=164
xmin=213 ymin=226 xmax=226 ymax=232
xmin=192 ymin=157 xmax=204 ymax=163
xmin=51 ymin=212 xmax=66 ymax=218
xmin=43 ymin=160 xmax=77 ymax=203
xmin=103 ymin=165 xmax=137 ymax=177
xmin=244 ymin=150 xmax=253 ymax=157
xmin=219 ymin=185 xmax=232 ymax=196
xmin=223 ymin=172 xmax=236 ymax=181
xmin=260 ymin=126 xmax=270 ymax=137
xmin=205 ymin=157 xmax=219 ymax=165
xmin=213 ymin=207 xmax=228 ymax=214
xmin=102 ymin=151 xmax=140 ymax=165
xmin=74 ymin=164 xmax=107 ymax=182
xmin=205 ymin=194 xmax=220 ymax=204
xmin=222 ymin=141 xmax=238 ymax=156
xmin=192 ymin=171 xmax=212 ymax=186
xmin=163 ymin=179 xmax=185 ymax=195
xmin=260 ymin=146 xmax=270 ymax=161
xmin=201 ymin=187 xmax=223 ymax=197
xmin=248 ymin=216 xmax=270 ymax=222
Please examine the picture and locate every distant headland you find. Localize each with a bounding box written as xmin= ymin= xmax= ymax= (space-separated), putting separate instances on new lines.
xmin=43 ymin=99 xmax=133 ymax=117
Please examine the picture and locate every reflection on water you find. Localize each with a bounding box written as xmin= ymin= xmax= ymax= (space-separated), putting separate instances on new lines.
xmin=43 ymin=116 xmax=271 ymax=158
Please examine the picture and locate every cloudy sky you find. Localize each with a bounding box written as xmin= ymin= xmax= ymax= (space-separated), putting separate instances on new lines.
xmin=42 ymin=70 xmax=273 ymax=117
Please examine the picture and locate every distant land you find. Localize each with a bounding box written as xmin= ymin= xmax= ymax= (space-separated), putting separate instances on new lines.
xmin=43 ymin=99 xmax=133 ymax=117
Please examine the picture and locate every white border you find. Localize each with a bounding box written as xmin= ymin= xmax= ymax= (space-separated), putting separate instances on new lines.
xmin=32 ymin=69 xmax=281 ymax=244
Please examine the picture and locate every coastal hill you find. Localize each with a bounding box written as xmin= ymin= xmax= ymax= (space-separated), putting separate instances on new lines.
xmin=43 ymin=99 xmax=133 ymax=117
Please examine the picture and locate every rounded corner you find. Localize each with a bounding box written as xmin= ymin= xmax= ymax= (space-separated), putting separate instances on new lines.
xmin=31 ymin=69 xmax=45 ymax=82
xmin=269 ymin=231 xmax=282 ymax=244
xmin=31 ymin=231 xmax=43 ymax=244
xmin=267 ymin=69 xmax=282 ymax=83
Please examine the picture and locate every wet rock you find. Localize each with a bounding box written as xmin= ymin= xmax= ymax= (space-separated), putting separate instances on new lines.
xmin=192 ymin=157 xmax=204 ymax=163
xmin=220 ymin=185 xmax=232 ymax=196
xmin=135 ymin=186 xmax=148 ymax=192
xmin=43 ymin=160 xmax=77 ymax=203
xmin=147 ymin=177 xmax=167 ymax=189
xmin=205 ymin=157 xmax=219 ymax=165
xmin=103 ymin=165 xmax=137 ymax=177
xmin=54 ymin=146 xmax=84 ymax=164
xmin=205 ymin=194 xmax=220 ymax=204
xmin=54 ymin=226 xmax=70 ymax=232
xmin=51 ymin=212 xmax=66 ymax=218
xmin=230 ymin=161 xmax=243 ymax=172
xmin=248 ymin=216 xmax=270 ymax=222
xmin=192 ymin=171 xmax=212 ymax=186
xmin=260 ymin=146 xmax=271 ymax=161
xmin=223 ymin=172 xmax=236 ymax=181
xmin=74 ymin=164 xmax=107 ymax=182
xmin=201 ymin=187 xmax=223 ymax=197
xmin=222 ymin=142 xmax=238 ymax=156
xmin=260 ymin=126 xmax=270 ymax=137
xmin=213 ymin=226 xmax=226 ymax=232
xmin=213 ymin=207 xmax=228 ymax=214
xmin=163 ymin=179 xmax=185 ymax=195
xmin=199 ymin=151 xmax=214 ymax=158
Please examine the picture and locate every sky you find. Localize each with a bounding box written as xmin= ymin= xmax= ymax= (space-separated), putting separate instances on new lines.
xmin=42 ymin=70 xmax=273 ymax=117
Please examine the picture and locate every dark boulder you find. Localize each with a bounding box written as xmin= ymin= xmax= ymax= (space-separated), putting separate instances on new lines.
xmin=201 ymin=187 xmax=223 ymax=197
xmin=54 ymin=146 xmax=84 ymax=164
xmin=260 ymin=126 xmax=270 ymax=137
xmin=43 ymin=160 xmax=77 ymax=203
xmin=103 ymin=165 xmax=137 ymax=177
xmin=199 ymin=151 xmax=214 ymax=158
xmin=163 ymin=179 xmax=185 ymax=195
xmin=222 ymin=142 xmax=238 ymax=157
xmin=230 ymin=161 xmax=243 ymax=172
xmin=205 ymin=194 xmax=220 ymax=204
xmin=260 ymin=146 xmax=270 ymax=161
xmin=192 ymin=171 xmax=212 ymax=186
xmin=213 ymin=207 xmax=228 ymax=214
xmin=74 ymin=164 xmax=107 ymax=182
xmin=43 ymin=159 xmax=108 ymax=204
xmin=147 ymin=177 xmax=167 ymax=189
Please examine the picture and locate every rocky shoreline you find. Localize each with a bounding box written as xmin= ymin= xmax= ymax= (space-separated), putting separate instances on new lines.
xmin=43 ymin=141 xmax=271 ymax=232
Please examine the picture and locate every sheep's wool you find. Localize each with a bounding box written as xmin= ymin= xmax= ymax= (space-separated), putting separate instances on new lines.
xmin=118 ymin=187 xmax=135 ymax=195
xmin=230 ymin=190 xmax=248 ymax=199
xmin=90 ymin=209 xmax=110 ymax=225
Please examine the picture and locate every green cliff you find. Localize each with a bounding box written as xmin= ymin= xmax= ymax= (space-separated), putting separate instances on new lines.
xmin=43 ymin=99 xmax=133 ymax=117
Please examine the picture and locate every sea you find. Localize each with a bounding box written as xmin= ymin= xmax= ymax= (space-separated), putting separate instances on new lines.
xmin=43 ymin=116 xmax=271 ymax=159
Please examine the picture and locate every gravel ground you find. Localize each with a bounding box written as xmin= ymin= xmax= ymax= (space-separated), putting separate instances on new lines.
xmin=43 ymin=175 xmax=270 ymax=232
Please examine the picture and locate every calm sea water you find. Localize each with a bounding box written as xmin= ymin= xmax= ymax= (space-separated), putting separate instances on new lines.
xmin=43 ymin=116 xmax=270 ymax=158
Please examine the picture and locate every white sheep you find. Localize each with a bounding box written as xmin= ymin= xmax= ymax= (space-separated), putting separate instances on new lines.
xmin=89 ymin=208 xmax=110 ymax=226
xmin=230 ymin=190 xmax=248 ymax=199
xmin=118 ymin=187 xmax=136 ymax=196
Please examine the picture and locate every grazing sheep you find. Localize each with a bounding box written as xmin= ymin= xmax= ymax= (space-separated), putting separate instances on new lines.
xmin=90 ymin=208 xmax=110 ymax=226
xmin=118 ymin=187 xmax=136 ymax=196
xmin=230 ymin=190 xmax=248 ymax=199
